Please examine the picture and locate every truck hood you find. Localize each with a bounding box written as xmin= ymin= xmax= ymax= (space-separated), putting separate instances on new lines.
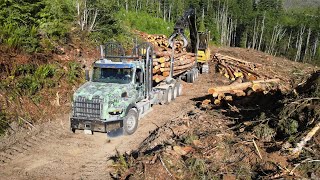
xmin=74 ymin=81 xmax=131 ymax=101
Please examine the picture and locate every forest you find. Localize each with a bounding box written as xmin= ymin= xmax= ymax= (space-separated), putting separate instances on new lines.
xmin=0 ymin=0 xmax=319 ymax=63
xmin=0 ymin=0 xmax=320 ymax=64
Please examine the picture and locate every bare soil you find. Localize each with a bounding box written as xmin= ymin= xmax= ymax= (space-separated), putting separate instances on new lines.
xmin=0 ymin=46 xmax=318 ymax=179
xmin=0 ymin=69 xmax=215 ymax=180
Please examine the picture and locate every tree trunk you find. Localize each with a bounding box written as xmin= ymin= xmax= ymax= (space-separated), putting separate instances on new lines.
xmin=125 ymin=0 xmax=128 ymax=12
xmin=286 ymin=30 xmax=292 ymax=53
xmin=252 ymin=18 xmax=257 ymax=50
xmin=295 ymin=26 xmax=305 ymax=62
xmin=303 ymin=28 xmax=311 ymax=62
xmin=168 ymin=4 xmax=172 ymax=22
xmin=258 ymin=11 xmax=265 ymax=51
xmin=313 ymin=34 xmax=319 ymax=59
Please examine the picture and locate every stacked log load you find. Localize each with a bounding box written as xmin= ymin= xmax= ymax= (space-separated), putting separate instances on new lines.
xmin=138 ymin=32 xmax=196 ymax=83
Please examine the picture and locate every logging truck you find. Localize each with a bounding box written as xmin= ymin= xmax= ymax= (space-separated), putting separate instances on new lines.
xmin=70 ymin=42 xmax=199 ymax=135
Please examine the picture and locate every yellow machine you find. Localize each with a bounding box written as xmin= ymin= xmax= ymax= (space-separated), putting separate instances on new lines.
xmin=197 ymin=31 xmax=210 ymax=73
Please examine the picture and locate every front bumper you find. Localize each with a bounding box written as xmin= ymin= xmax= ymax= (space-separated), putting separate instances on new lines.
xmin=70 ymin=117 xmax=123 ymax=133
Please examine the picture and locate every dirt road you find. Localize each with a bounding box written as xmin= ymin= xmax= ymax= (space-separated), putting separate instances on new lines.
xmin=0 ymin=72 xmax=214 ymax=179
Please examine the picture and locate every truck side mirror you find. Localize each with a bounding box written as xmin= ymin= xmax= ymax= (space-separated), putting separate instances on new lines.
xmin=136 ymin=71 xmax=143 ymax=84
xmin=85 ymin=70 xmax=90 ymax=81
xmin=139 ymin=72 xmax=143 ymax=83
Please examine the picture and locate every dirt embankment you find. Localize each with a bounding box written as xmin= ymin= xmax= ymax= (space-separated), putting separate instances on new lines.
xmin=0 ymin=43 xmax=99 ymax=134
xmin=0 ymin=46 xmax=318 ymax=179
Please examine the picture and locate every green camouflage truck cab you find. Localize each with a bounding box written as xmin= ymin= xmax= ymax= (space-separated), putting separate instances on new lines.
xmin=70 ymin=59 xmax=147 ymax=135
xmin=70 ymin=42 xmax=197 ymax=135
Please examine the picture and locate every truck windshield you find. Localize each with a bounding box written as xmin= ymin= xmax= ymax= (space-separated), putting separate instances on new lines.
xmin=92 ymin=67 xmax=133 ymax=84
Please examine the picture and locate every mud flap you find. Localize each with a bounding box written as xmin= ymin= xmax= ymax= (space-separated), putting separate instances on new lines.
xmin=107 ymin=127 xmax=124 ymax=138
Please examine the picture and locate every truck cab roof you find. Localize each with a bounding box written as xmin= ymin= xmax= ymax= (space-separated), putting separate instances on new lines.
xmin=94 ymin=59 xmax=139 ymax=69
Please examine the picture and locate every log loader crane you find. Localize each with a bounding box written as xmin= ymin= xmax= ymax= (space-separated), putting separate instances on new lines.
xmin=168 ymin=8 xmax=210 ymax=73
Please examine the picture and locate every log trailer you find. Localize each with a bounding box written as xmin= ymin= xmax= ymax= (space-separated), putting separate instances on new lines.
xmin=70 ymin=42 xmax=199 ymax=135
xmin=168 ymin=8 xmax=211 ymax=74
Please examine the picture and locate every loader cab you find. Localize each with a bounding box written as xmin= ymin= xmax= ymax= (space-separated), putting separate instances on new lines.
xmin=197 ymin=31 xmax=211 ymax=64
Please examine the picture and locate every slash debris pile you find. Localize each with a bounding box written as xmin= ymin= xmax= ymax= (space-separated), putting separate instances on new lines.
xmin=110 ymin=70 xmax=320 ymax=179
xmin=137 ymin=32 xmax=196 ymax=83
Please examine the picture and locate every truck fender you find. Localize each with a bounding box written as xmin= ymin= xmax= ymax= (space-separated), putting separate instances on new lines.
xmin=124 ymin=103 xmax=139 ymax=118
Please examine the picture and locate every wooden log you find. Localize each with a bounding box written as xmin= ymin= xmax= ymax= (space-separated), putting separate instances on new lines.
xmin=153 ymin=69 xmax=160 ymax=74
xmin=153 ymin=75 xmax=166 ymax=83
xmin=162 ymin=71 xmax=170 ymax=77
xmin=233 ymin=90 xmax=246 ymax=96
xmin=225 ymin=95 xmax=233 ymax=101
xmin=202 ymin=99 xmax=211 ymax=105
xmin=154 ymin=65 xmax=161 ymax=70
xmin=214 ymin=99 xmax=221 ymax=105
xmin=217 ymin=93 xmax=225 ymax=100
xmin=292 ymin=122 xmax=320 ymax=156
xmin=215 ymin=53 xmax=262 ymax=68
xmin=160 ymin=62 xmax=195 ymax=72
xmin=208 ymin=79 xmax=281 ymax=95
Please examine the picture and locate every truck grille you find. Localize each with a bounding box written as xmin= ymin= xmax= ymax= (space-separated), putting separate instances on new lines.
xmin=73 ymin=96 xmax=102 ymax=118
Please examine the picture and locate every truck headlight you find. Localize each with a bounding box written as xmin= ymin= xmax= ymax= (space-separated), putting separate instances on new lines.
xmin=109 ymin=110 xmax=123 ymax=115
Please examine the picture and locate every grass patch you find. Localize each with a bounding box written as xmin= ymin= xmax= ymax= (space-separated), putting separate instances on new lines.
xmin=0 ymin=111 xmax=8 ymax=135
xmin=116 ymin=10 xmax=174 ymax=37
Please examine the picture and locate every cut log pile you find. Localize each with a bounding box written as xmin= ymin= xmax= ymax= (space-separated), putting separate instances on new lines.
xmin=138 ymin=32 xmax=196 ymax=83
xmin=214 ymin=53 xmax=264 ymax=81
xmin=206 ymin=53 xmax=282 ymax=105
xmin=207 ymin=79 xmax=280 ymax=105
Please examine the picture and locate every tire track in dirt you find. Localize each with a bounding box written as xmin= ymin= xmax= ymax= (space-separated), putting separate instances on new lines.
xmin=0 ymin=122 xmax=69 ymax=166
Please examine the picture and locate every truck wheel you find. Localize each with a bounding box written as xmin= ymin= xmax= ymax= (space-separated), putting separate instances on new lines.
xmin=167 ymin=87 xmax=173 ymax=104
xmin=202 ymin=64 xmax=209 ymax=74
xmin=172 ymin=84 xmax=178 ymax=99
xmin=194 ymin=69 xmax=199 ymax=79
xmin=177 ymin=83 xmax=183 ymax=96
xmin=123 ymin=109 xmax=138 ymax=135
xmin=187 ymin=71 xmax=194 ymax=83
xmin=162 ymin=87 xmax=173 ymax=104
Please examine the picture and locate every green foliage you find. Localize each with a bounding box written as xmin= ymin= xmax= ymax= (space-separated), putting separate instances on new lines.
xmin=186 ymin=158 xmax=207 ymax=178
xmin=253 ymin=123 xmax=276 ymax=141
xmin=184 ymin=134 xmax=199 ymax=145
xmin=116 ymin=10 xmax=174 ymax=36
xmin=278 ymin=118 xmax=299 ymax=136
xmin=296 ymin=160 xmax=320 ymax=178
xmin=0 ymin=0 xmax=74 ymax=52
xmin=15 ymin=64 xmax=58 ymax=96
xmin=67 ymin=62 xmax=83 ymax=84
xmin=0 ymin=111 xmax=8 ymax=135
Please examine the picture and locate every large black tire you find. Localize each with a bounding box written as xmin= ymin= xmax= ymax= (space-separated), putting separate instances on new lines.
xmin=177 ymin=83 xmax=183 ymax=96
xmin=187 ymin=71 xmax=195 ymax=83
xmin=172 ymin=84 xmax=178 ymax=100
xmin=194 ymin=69 xmax=199 ymax=79
xmin=162 ymin=87 xmax=173 ymax=104
xmin=123 ymin=108 xmax=138 ymax=135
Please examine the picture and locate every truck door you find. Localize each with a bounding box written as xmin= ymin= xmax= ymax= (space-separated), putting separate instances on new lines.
xmin=135 ymin=68 xmax=145 ymax=100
